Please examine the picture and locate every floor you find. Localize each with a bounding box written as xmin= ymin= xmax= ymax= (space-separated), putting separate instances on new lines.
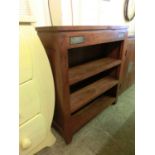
xmin=37 ymin=85 xmax=135 ymax=155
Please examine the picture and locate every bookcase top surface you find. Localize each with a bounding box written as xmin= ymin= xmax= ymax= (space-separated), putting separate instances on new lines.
xmin=36 ymin=26 xmax=128 ymax=32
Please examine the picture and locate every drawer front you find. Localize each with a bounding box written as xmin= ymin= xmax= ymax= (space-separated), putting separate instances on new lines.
xmin=19 ymin=114 xmax=47 ymax=155
xmin=19 ymin=25 xmax=33 ymax=84
xmin=19 ymin=80 xmax=40 ymax=125
xmin=66 ymin=30 xmax=127 ymax=49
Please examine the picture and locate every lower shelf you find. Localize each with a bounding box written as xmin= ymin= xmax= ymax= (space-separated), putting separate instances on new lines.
xmin=70 ymin=76 xmax=118 ymax=113
xmin=71 ymin=95 xmax=116 ymax=133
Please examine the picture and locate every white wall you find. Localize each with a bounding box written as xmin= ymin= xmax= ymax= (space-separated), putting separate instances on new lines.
xmin=61 ymin=0 xmax=73 ymax=25
xmin=71 ymin=0 xmax=134 ymax=34
xmin=20 ymin=0 xmax=135 ymax=34
xmin=29 ymin=0 xmax=51 ymax=26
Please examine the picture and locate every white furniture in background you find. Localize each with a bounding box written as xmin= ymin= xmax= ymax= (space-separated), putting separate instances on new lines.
xmin=19 ymin=18 xmax=55 ymax=155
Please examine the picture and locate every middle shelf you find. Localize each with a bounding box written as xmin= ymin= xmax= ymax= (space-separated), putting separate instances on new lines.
xmin=69 ymin=57 xmax=121 ymax=85
xmin=70 ymin=76 xmax=118 ymax=113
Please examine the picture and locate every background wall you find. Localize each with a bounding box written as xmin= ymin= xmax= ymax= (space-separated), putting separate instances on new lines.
xmin=64 ymin=0 xmax=135 ymax=35
xmin=20 ymin=0 xmax=135 ymax=35
xmin=31 ymin=0 xmax=51 ymax=26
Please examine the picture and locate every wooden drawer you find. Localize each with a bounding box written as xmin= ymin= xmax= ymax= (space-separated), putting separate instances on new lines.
xmin=19 ymin=81 xmax=40 ymax=125
xmin=19 ymin=114 xmax=47 ymax=155
xmin=19 ymin=25 xmax=33 ymax=84
xmin=65 ymin=30 xmax=127 ymax=49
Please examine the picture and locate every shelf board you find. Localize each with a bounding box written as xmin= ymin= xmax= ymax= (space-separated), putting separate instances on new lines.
xmin=71 ymin=96 xmax=116 ymax=133
xmin=70 ymin=76 xmax=118 ymax=113
xmin=69 ymin=57 xmax=121 ymax=85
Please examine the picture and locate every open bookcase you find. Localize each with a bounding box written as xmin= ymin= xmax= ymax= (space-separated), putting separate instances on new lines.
xmin=37 ymin=26 xmax=128 ymax=144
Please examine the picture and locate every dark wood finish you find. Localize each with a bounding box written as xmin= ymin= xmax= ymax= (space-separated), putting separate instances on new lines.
xmin=119 ymin=35 xmax=135 ymax=94
xmin=36 ymin=26 xmax=127 ymax=32
xmin=71 ymin=96 xmax=116 ymax=133
xmin=36 ymin=26 xmax=128 ymax=144
xmin=70 ymin=76 xmax=118 ymax=113
xmin=69 ymin=57 xmax=121 ymax=85
xmin=37 ymin=26 xmax=127 ymax=49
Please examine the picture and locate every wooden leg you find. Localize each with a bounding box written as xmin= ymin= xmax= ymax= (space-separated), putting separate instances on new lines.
xmin=112 ymin=94 xmax=119 ymax=105
xmin=64 ymin=132 xmax=72 ymax=144
xmin=112 ymin=101 xmax=117 ymax=105
xmin=63 ymin=123 xmax=73 ymax=144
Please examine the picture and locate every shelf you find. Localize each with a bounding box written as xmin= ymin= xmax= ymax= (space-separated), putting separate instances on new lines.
xmin=70 ymin=76 xmax=118 ymax=113
xmin=69 ymin=57 xmax=121 ymax=85
xmin=71 ymin=96 xmax=116 ymax=133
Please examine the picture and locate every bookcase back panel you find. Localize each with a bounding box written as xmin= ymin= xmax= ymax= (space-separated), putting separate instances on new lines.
xmin=68 ymin=41 xmax=122 ymax=67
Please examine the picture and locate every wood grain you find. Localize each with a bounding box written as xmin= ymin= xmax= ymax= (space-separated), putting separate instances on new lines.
xmin=70 ymin=76 xmax=118 ymax=113
xmin=119 ymin=35 xmax=135 ymax=94
xmin=71 ymin=96 xmax=116 ymax=133
xmin=69 ymin=57 xmax=121 ymax=85
xmin=36 ymin=26 xmax=127 ymax=32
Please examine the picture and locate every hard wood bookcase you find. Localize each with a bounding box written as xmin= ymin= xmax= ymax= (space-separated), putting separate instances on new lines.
xmin=36 ymin=26 xmax=128 ymax=144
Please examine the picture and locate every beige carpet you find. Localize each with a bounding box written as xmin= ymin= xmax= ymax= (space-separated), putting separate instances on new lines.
xmin=37 ymin=85 xmax=135 ymax=155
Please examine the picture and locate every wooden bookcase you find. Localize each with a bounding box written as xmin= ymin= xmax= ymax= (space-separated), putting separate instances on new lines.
xmin=36 ymin=26 xmax=128 ymax=144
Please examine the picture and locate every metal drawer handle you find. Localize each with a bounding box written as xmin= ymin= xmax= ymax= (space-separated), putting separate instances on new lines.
xmin=70 ymin=36 xmax=85 ymax=45
xmin=118 ymin=32 xmax=125 ymax=38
